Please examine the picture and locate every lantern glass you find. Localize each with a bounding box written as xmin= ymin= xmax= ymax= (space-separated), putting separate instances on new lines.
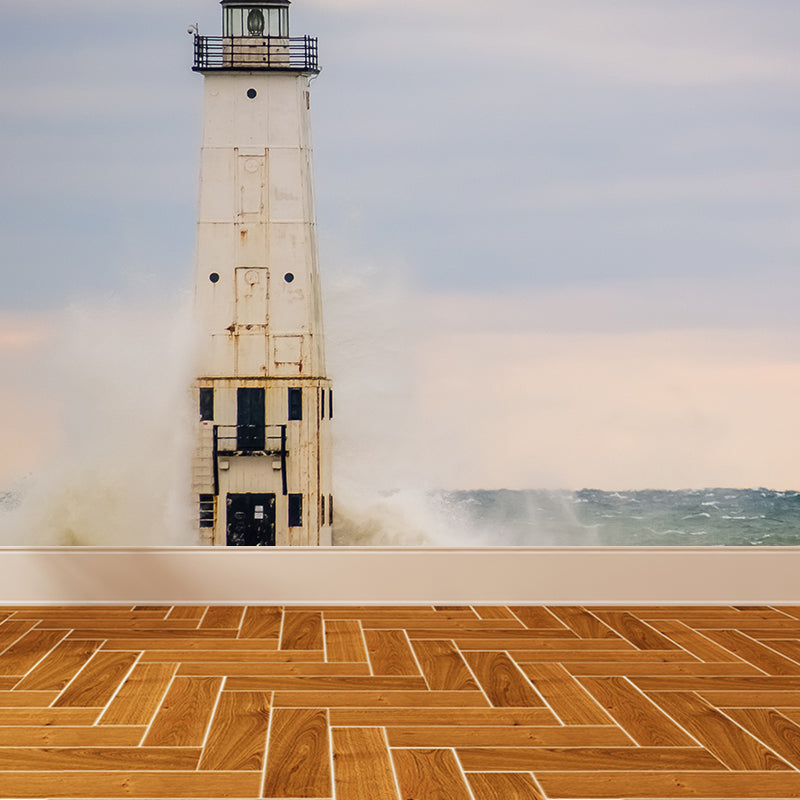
xmin=223 ymin=5 xmax=289 ymax=37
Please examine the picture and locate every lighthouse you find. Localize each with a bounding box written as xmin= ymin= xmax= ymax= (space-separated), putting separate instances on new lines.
xmin=190 ymin=0 xmax=332 ymax=547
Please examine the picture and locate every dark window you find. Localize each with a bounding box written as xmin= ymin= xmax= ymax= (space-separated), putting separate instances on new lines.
xmin=247 ymin=88 xmax=257 ymax=99
xmin=329 ymin=389 xmax=334 ymax=419
xmin=321 ymin=388 xmax=325 ymax=420
xmin=288 ymin=494 xmax=303 ymax=527
xmin=328 ymin=494 xmax=334 ymax=525
xmin=288 ymin=388 xmax=303 ymax=421
xmin=209 ymin=272 xmax=220 ymax=283
xmin=321 ymin=495 xmax=326 ymax=526
xmin=199 ymin=388 xmax=214 ymax=421
xmin=199 ymin=494 xmax=215 ymax=528
xmin=237 ymin=387 xmax=265 ymax=451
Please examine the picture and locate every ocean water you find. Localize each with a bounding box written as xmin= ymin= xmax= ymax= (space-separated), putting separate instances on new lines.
xmin=2 ymin=487 xmax=800 ymax=546
xmin=436 ymin=488 xmax=800 ymax=547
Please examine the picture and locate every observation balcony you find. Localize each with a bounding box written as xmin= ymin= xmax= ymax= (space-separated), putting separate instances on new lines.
xmin=192 ymin=35 xmax=320 ymax=73
xmin=212 ymin=424 xmax=288 ymax=496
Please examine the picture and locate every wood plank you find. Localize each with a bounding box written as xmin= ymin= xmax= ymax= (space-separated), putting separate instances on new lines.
xmin=509 ymin=606 xmax=567 ymax=629
xmin=143 ymin=676 xmax=222 ymax=747
xmin=0 ymin=746 xmax=200 ymax=770
xmin=466 ymin=772 xmax=545 ymax=800
xmin=693 ymin=619 xmax=800 ymax=629
xmin=225 ymin=675 xmax=427 ymax=692
xmin=53 ymin=652 xmax=138 ymax=708
xmin=199 ymin=605 xmax=244 ymax=629
xmin=549 ymin=606 xmax=618 ymax=638
xmin=457 ymin=746 xmax=724 ymax=771
xmin=632 ymin=675 xmax=800 ymax=691
xmin=67 ymin=627 xmax=238 ymax=639
xmin=474 ymin=606 xmax=518 ymax=620
xmin=0 ymin=708 xmax=100 ymax=726
xmin=36 ymin=619 xmax=202 ymax=630
xmin=777 ymin=707 xmax=800 ymax=724
xmin=10 ymin=610 xmax=164 ymax=620
xmin=99 ymin=662 xmax=178 ymax=726
xmin=698 ymin=690 xmax=800 ymax=707
xmin=105 ymin=638 xmax=280 ymax=652
xmin=392 ymin=748 xmax=472 ymax=800
xmin=636 ymin=620 xmax=741 ymax=662
xmin=0 ymin=620 xmax=38 ymax=652
xmin=140 ymin=648 xmax=314 ymax=662
xmin=536 ymin=772 xmax=800 ymax=799
xmin=280 ymin=611 xmax=323 ymax=650
xmin=329 ymin=707 xmax=559 ymax=727
xmin=199 ymin=690 xmax=270 ymax=771
xmin=723 ymin=708 xmax=800 ymax=769
xmin=566 ymin=661 xmax=764 ymax=677
xmin=332 ymin=727 xmax=398 ymax=800
xmin=166 ymin=605 xmax=207 ymax=620
xmin=408 ymin=628 xmax=578 ymax=641
xmin=362 ymin=618 xmax=517 ymax=630
xmin=412 ymin=639 xmax=479 ymax=691
xmin=520 ymin=663 xmax=612 ymax=725
xmin=462 ymin=651 xmax=545 ymax=707
xmin=578 ymin=676 xmax=696 ymax=746
xmin=646 ymin=690 xmax=792 ymax=769
xmin=0 ymin=771 xmax=260 ymax=798
xmin=0 ymin=629 xmax=67 ymax=676
xmin=501 ymin=637 xmax=636 ymax=651
xmin=509 ymin=649 xmax=698 ymax=663
xmin=273 ymin=690 xmax=489 ymax=708
xmin=0 ymin=691 xmax=59 ymax=707
xmin=386 ymin=725 xmax=633 ymax=748
xmin=0 ymin=726 xmax=145 ymax=747
xmin=14 ymin=639 xmax=103 ymax=692
xmin=262 ymin=708 xmax=331 ymax=799
xmin=700 ymin=629 xmax=800 ymax=674
xmin=592 ymin=611 xmax=682 ymax=650
xmin=238 ymin=606 xmax=283 ymax=639
xmin=178 ymin=661 xmax=371 ymax=677
xmin=364 ymin=629 xmax=420 ymax=676
xmin=325 ymin=619 xmax=368 ymax=663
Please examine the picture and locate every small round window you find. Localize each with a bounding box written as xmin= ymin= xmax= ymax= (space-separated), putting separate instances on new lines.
xmin=284 ymin=273 xmax=295 ymax=283
xmin=209 ymin=273 xmax=220 ymax=283
xmin=247 ymin=88 xmax=257 ymax=99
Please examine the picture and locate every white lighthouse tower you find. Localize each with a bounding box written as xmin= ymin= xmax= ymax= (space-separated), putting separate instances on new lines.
xmin=190 ymin=0 xmax=332 ymax=547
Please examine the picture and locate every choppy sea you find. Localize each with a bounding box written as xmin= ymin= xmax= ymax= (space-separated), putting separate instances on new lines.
xmin=2 ymin=487 xmax=800 ymax=546
xmin=437 ymin=488 xmax=800 ymax=547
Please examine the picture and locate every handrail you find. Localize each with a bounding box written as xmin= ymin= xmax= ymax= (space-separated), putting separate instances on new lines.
xmin=211 ymin=424 xmax=289 ymax=497
xmin=193 ymin=35 xmax=320 ymax=73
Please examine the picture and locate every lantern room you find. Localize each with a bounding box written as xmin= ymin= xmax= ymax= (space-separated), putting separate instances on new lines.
xmin=221 ymin=1 xmax=290 ymax=38
xmin=193 ymin=0 xmax=318 ymax=72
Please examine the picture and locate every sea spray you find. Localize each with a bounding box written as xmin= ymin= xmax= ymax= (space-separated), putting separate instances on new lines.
xmin=323 ymin=266 xmax=473 ymax=546
xmin=0 ymin=293 xmax=198 ymax=546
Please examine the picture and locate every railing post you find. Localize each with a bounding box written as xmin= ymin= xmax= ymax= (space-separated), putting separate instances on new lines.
xmin=280 ymin=425 xmax=288 ymax=496
xmin=212 ymin=425 xmax=220 ymax=497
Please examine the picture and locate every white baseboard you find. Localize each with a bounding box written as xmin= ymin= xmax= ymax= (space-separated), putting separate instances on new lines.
xmin=0 ymin=547 xmax=798 ymax=605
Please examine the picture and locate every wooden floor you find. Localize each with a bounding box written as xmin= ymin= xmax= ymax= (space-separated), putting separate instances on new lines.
xmin=0 ymin=607 xmax=799 ymax=798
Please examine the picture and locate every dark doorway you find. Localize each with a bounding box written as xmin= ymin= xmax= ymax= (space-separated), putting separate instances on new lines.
xmin=226 ymin=493 xmax=276 ymax=546
xmin=237 ymin=387 xmax=265 ymax=451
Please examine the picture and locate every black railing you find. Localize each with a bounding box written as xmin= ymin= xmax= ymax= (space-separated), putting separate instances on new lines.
xmin=214 ymin=424 xmax=287 ymax=456
xmin=213 ymin=424 xmax=289 ymax=496
xmin=193 ymin=35 xmax=319 ymax=72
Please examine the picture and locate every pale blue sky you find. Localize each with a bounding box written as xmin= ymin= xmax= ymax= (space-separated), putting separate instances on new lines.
xmin=2 ymin=0 xmax=799 ymax=320
xmin=2 ymin=0 xmax=800 ymax=494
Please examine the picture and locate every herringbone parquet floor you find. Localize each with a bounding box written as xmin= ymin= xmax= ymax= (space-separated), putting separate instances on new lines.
xmin=0 ymin=606 xmax=800 ymax=798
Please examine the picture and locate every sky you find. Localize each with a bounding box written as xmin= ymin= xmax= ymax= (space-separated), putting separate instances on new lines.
xmin=1 ymin=0 xmax=800 ymax=497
